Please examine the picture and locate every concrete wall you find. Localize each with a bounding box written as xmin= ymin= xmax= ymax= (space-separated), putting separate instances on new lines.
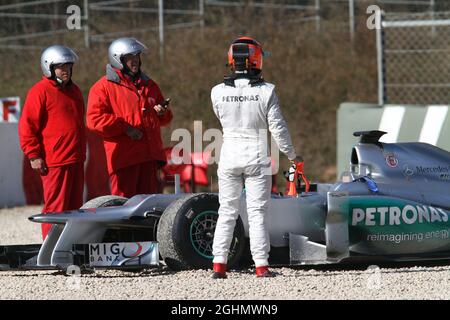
xmin=0 ymin=123 xmax=112 ymax=207
xmin=337 ymin=103 xmax=450 ymax=177
xmin=0 ymin=123 xmax=26 ymax=206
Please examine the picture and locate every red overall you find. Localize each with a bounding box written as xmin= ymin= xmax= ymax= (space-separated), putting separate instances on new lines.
xmin=18 ymin=77 xmax=86 ymax=239
xmin=86 ymin=66 xmax=172 ymax=198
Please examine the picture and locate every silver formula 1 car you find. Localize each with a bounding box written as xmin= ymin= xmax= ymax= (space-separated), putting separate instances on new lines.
xmin=2 ymin=130 xmax=450 ymax=271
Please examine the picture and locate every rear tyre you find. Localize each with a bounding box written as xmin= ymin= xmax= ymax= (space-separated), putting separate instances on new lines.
xmin=157 ymin=193 xmax=246 ymax=271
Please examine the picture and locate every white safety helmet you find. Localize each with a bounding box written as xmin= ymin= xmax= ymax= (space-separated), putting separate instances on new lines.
xmin=40 ymin=45 xmax=78 ymax=78
xmin=108 ymin=37 xmax=148 ymax=70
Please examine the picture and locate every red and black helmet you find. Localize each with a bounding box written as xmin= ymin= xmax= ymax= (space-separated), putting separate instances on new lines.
xmin=227 ymin=36 xmax=264 ymax=72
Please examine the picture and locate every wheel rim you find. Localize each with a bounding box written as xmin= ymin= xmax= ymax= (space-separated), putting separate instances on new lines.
xmin=189 ymin=211 xmax=218 ymax=259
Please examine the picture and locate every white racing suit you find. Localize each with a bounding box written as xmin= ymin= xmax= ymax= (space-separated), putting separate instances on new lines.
xmin=211 ymin=78 xmax=297 ymax=267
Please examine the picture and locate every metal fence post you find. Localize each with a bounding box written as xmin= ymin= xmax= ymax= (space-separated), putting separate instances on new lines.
xmin=376 ymin=10 xmax=386 ymax=106
xmin=349 ymin=0 xmax=355 ymax=42
xmin=430 ymin=0 xmax=436 ymax=37
xmin=315 ymin=0 xmax=320 ymax=33
xmin=84 ymin=0 xmax=90 ymax=48
xmin=199 ymin=0 xmax=204 ymax=39
xmin=159 ymin=0 xmax=164 ymax=63
xmin=199 ymin=0 xmax=204 ymax=28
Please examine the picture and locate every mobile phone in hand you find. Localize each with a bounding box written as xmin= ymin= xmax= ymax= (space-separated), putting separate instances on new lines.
xmin=162 ymin=98 xmax=171 ymax=109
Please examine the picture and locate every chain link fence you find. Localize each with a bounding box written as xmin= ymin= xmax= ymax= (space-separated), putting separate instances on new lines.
xmin=2 ymin=0 xmax=449 ymax=51
xmin=2 ymin=0 xmax=449 ymax=106
xmin=379 ymin=11 xmax=450 ymax=105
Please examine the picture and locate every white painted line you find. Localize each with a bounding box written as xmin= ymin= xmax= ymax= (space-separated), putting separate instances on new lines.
xmin=378 ymin=106 xmax=405 ymax=143
xmin=419 ymin=106 xmax=448 ymax=145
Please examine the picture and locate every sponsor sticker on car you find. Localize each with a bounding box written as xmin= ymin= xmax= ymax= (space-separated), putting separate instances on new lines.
xmin=88 ymin=242 xmax=159 ymax=267
xmin=385 ymin=153 xmax=398 ymax=168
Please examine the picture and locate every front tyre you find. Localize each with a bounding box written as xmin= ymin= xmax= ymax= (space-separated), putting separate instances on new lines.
xmin=157 ymin=193 xmax=246 ymax=271
xmin=80 ymin=195 xmax=128 ymax=209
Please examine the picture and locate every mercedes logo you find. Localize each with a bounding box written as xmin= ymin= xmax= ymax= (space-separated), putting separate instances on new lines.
xmin=403 ymin=164 xmax=414 ymax=176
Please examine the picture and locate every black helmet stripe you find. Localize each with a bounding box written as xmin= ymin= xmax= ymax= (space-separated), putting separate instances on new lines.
xmin=233 ymin=38 xmax=259 ymax=46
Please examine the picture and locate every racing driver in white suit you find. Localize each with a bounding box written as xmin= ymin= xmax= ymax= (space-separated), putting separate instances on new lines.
xmin=211 ymin=37 xmax=302 ymax=278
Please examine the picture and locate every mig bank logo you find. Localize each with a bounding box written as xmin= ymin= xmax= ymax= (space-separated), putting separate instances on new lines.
xmin=89 ymin=242 xmax=159 ymax=267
